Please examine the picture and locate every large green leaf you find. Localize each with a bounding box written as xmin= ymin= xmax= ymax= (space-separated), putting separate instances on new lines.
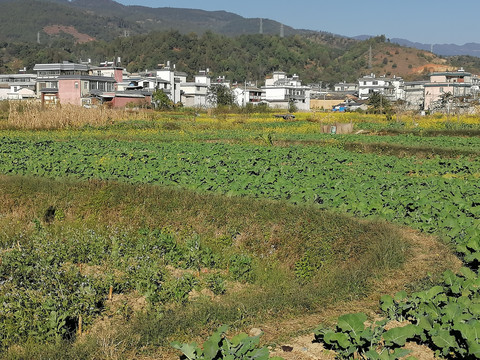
xmin=324 ymin=331 xmax=351 ymax=349
xmin=171 ymin=341 xmax=199 ymax=360
xmin=383 ymin=324 xmax=418 ymax=347
xmin=337 ymin=312 xmax=367 ymax=336
xmin=431 ymin=329 xmax=458 ymax=355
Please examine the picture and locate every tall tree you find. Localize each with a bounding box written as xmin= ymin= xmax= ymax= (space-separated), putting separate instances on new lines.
xmin=207 ymin=84 xmax=235 ymax=107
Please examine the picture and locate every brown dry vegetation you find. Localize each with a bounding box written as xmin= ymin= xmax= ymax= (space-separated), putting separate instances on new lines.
xmin=5 ymin=101 xmax=151 ymax=129
xmin=43 ymin=25 xmax=96 ymax=44
xmin=370 ymin=44 xmax=451 ymax=81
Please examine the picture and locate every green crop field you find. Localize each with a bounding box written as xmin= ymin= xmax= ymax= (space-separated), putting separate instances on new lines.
xmin=0 ymin=110 xmax=478 ymax=359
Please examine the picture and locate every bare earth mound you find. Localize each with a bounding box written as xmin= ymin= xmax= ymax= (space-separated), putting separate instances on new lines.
xmin=43 ymin=25 xmax=96 ymax=43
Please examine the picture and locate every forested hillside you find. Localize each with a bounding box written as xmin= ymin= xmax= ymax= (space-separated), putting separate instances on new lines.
xmin=3 ymin=30 xmax=479 ymax=86
xmin=1 ymin=0 xmax=480 ymax=85
xmin=0 ymin=0 xmax=297 ymax=42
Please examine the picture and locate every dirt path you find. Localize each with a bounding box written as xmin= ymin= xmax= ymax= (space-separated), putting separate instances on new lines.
xmin=263 ymin=228 xmax=461 ymax=359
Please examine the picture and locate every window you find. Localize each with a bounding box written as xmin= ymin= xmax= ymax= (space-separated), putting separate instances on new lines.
xmin=75 ymin=82 xmax=79 ymax=89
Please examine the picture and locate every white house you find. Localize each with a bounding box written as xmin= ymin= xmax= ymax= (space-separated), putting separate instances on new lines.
xmin=358 ymin=74 xmax=405 ymax=101
xmin=334 ymin=81 xmax=358 ymax=93
xmin=232 ymin=83 xmax=264 ymax=107
xmin=262 ymin=71 xmax=311 ymax=111
xmin=403 ymin=81 xmax=427 ymax=110
xmin=180 ymin=70 xmax=211 ymax=108
xmin=154 ymin=62 xmax=187 ymax=105
xmin=0 ymin=73 xmax=37 ymax=100
xmin=117 ymin=62 xmax=187 ymax=106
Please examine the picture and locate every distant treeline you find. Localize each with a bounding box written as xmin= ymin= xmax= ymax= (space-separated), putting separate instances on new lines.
xmin=2 ymin=30 xmax=480 ymax=86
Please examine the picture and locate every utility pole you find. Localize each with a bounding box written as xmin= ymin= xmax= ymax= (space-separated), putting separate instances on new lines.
xmin=368 ymin=45 xmax=372 ymax=69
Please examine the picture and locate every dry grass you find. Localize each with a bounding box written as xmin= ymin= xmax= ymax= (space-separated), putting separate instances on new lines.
xmin=4 ymin=101 xmax=150 ymax=129
xmin=267 ymin=228 xmax=461 ymax=360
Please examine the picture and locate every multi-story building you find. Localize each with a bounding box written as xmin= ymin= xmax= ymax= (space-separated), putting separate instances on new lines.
xmin=424 ymin=68 xmax=475 ymax=110
xmin=33 ymin=61 xmax=90 ymax=93
xmin=180 ymin=70 xmax=211 ymax=108
xmin=262 ymin=71 xmax=310 ymax=111
xmin=403 ymin=81 xmax=427 ymax=110
xmin=56 ymin=74 xmax=116 ymax=106
xmin=34 ymin=61 xmax=152 ymax=107
xmin=358 ymin=73 xmax=405 ymax=101
xmin=233 ymin=83 xmax=265 ymax=107
xmin=0 ymin=73 xmax=37 ymax=100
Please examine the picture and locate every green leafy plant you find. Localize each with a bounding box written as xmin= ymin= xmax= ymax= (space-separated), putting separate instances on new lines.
xmin=314 ymin=313 xmax=417 ymax=359
xmin=229 ymin=254 xmax=255 ymax=283
xmin=205 ymin=273 xmax=226 ymax=295
xmin=171 ymin=325 xmax=284 ymax=360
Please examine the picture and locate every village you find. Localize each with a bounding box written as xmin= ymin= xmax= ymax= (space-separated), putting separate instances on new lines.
xmin=0 ymin=58 xmax=479 ymax=114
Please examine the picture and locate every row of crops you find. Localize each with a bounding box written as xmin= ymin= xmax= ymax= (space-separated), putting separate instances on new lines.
xmin=0 ymin=132 xmax=479 ymax=359
xmin=0 ymin=137 xmax=478 ymax=254
xmin=4 ymin=120 xmax=480 ymax=153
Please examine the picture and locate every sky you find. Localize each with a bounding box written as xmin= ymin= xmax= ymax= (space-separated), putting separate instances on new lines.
xmin=115 ymin=0 xmax=480 ymax=45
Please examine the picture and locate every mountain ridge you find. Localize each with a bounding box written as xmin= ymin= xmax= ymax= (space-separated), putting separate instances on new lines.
xmin=353 ymin=35 xmax=480 ymax=58
xmin=1 ymin=0 xmax=478 ymax=58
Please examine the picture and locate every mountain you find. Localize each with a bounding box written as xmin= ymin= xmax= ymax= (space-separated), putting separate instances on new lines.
xmin=0 ymin=0 xmax=298 ymax=43
xmin=391 ymin=38 xmax=480 ymax=57
xmin=353 ymin=35 xmax=480 ymax=58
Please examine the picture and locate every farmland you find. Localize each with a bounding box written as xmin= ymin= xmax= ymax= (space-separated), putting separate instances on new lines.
xmin=0 ymin=108 xmax=479 ymax=359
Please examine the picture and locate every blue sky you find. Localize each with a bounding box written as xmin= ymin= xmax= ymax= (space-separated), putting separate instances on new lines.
xmin=116 ymin=0 xmax=479 ymax=45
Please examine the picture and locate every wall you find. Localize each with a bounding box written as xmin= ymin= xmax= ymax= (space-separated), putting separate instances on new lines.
xmin=58 ymin=79 xmax=81 ymax=106
xmin=310 ymin=99 xmax=344 ymax=110
xmin=112 ymin=96 xmax=149 ymax=108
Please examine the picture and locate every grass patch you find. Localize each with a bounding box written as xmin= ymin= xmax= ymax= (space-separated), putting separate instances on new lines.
xmin=0 ymin=175 xmax=410 ymax=357
xmin=343 ymin=141 xmax=480 ymax=158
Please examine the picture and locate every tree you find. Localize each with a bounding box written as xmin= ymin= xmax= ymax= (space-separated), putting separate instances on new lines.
xmin=367 ymin=92 xmax=392 ymax=115
xmin=288 ymin=99 xmax=298 ymax=113
xmin=207 ymin=84 xmax=235 ymax=107
xmin=152 ymin=89 xmax=173 ymax=110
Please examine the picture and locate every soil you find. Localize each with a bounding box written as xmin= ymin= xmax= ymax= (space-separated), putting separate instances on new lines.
xmin=43 ymin=25 xmax=96 ymax=44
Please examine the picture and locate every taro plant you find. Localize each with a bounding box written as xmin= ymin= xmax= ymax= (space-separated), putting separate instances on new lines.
xmin=314 ymin=312 xmax=418 ymax=359
xmin=379 ymin=267 xmax=480 ymax=358
xmin=171 ymin=325 xmax=284 ymax=360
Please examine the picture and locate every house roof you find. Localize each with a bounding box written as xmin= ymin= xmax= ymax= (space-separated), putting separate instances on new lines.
xmin=33 ymin=62 xmax=89 ymax=72
xmin=431 ymin=71 xmax=472 ymax=77
xmin=40 ymin=88 xmax=59 ymax=93
xmin=424 ymin=83 xmax=471 ymax=87
xmin=57 ymin=75 xmax=116 ymax=82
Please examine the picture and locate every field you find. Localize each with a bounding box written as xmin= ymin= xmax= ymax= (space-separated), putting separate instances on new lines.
xmin=0 ymin=104 xmax=479 ymax=359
